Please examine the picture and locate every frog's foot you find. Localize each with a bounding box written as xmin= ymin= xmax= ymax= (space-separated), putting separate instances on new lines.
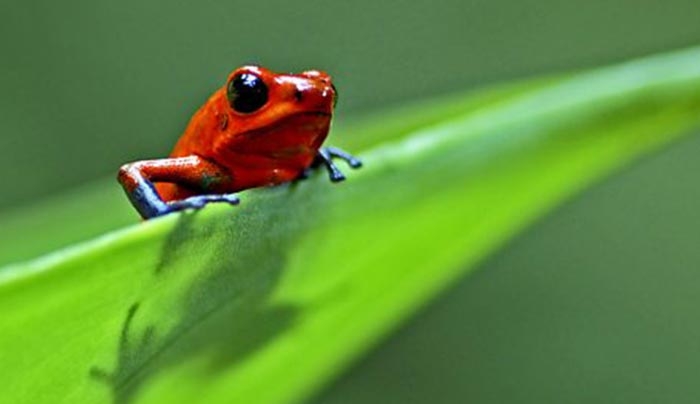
xmin=315 ymin=146 xmax=363 ymax=182
xmin=165 ymin=193 xmax=240 ymax=215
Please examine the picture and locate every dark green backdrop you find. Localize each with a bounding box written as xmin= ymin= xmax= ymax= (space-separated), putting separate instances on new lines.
xmin=2 ymin=1 xmax=700 ymax=403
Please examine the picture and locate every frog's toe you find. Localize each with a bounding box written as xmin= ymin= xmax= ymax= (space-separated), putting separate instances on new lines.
xmin=329 ymin=171 xmax=346 ymax=182
xmin=347 ymin=158 xmax=362 ymax=169
xmin=220 ymin=194 xmax=240 ymax=205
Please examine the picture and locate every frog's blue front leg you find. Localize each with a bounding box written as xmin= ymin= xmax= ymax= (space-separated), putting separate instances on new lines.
xmin=314 ymin=146 xmax=363 ymax=182
xmin=125 ymin=179 xmax=239 ymax=219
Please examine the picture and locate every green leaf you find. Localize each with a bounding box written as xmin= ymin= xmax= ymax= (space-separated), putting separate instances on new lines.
xmin=2 ymin=47 xmax=700 ymax=404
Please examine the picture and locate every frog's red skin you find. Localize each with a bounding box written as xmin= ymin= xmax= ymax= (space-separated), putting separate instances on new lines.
xmin=118 ymin=66 xmax=360 ymax=219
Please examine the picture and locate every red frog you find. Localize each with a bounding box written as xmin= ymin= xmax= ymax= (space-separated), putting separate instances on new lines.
xmin=118 ymin=66 xmax=361 ymax=219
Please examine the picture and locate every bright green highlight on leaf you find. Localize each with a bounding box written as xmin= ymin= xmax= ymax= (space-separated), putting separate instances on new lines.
xmin=1 ymin=47 xmax=700 ymax=404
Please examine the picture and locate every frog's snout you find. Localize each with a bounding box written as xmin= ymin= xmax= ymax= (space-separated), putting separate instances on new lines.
xmin=295 ymin=71 xmax=335 ymax=110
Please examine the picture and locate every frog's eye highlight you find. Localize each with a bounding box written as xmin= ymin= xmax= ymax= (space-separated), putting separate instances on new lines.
xmin=227 ymin=73 xmax=268 ymax=113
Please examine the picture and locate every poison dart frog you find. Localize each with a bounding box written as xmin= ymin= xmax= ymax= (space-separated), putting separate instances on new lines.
xmin=118 ymin=66 xmax=361 ymax=219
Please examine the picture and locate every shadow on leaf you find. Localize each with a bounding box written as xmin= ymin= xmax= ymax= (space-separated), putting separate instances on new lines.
xmin=91 ymin=188 xmax=320 ymax=403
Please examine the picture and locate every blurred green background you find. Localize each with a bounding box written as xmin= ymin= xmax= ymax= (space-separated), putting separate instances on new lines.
xmin=2 ymin=0 xmax=700 ymax=402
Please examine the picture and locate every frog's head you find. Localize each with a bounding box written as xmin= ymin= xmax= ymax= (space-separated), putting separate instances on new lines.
xmin=217 ymin=66 xmax=338 ymax=162
xmin=223 ymin=65 xmax=336 ymax=130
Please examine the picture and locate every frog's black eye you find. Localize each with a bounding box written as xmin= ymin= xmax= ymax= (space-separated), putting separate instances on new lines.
xmin=227 ymin=73 xmax=268 ymax=113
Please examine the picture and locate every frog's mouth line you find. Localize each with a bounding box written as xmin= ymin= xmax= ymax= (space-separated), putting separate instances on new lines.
xmin=238 ymin=111 xmax=332 ymax=142
xmin=266 ymin=110 xmax=332 ymax=122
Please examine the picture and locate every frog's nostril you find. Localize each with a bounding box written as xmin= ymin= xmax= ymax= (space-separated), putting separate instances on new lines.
xmin=294 ymin=89 xmax=303 ymax=102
